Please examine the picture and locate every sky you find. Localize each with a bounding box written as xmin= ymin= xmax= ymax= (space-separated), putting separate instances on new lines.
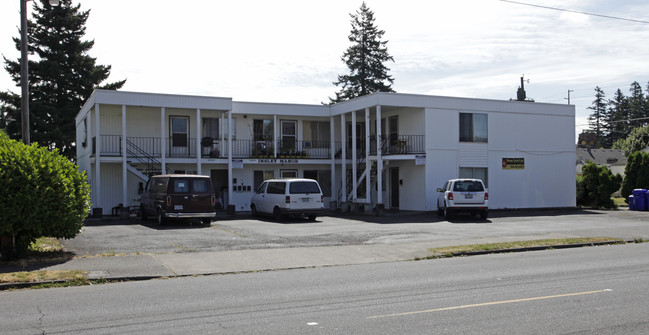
xmin=2 ymin=0 xmax=649 ymax=141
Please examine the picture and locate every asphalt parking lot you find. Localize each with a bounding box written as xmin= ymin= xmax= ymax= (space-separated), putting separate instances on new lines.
xmin=63 ymin=209 xmax=649 ymax=256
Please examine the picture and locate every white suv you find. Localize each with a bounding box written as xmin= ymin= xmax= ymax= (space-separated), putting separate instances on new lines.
xmin=250 ymin=178 xmax=324 ymax=221
xmin=437 ymin=179 xmax=488 ymax=219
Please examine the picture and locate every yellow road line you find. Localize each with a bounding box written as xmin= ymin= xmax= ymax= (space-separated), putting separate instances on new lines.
xmin=368 ymin=289 xmax=612 ymax=319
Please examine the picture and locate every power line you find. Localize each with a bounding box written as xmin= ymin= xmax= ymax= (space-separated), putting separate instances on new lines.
xmin=499 ymin=0 xmax=649 ymax=24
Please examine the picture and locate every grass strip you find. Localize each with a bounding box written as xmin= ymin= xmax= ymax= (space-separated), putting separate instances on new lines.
xmin=427 ymin=237 xmax=627 ymax=258
xmin=0 ymin=270 xmax=87 ymax=284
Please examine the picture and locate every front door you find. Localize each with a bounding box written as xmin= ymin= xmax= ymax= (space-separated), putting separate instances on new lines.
xmin=281 ymin=120 xmax=297 ymax=153
xmin=390 ymin=167 xmax=399 ymax=209
xmin=210 ymin=169 xmax=228 ymax=208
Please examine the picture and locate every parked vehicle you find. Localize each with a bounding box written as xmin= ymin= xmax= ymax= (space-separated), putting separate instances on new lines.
xmin=140 ymin=174 xmax=217 ymax=225
xmin=250 ymin=178 xmax=324 ymax=221
xmin=437 ymin=178 xmax=488 ymax=219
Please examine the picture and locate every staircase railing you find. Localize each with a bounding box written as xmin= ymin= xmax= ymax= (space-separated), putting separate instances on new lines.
xmin=125 ymin=138 xmax=174 ymax=176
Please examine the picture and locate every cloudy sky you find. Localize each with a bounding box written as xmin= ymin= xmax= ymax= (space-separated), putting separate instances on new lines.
xmin=2 ymin=0 xmax=649 ymax=139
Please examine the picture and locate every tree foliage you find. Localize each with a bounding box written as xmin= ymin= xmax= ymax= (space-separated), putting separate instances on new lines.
xmin=0 ymin=131 xmax=90 ymax=260
xmin=329 ymin=2 xmax=394 ymax=103
xmin=1 ymin=0 xmax=125 ymax=161
xmin=576 ymin=162 xmax=622 ymax=209
xmin=612 ymin=126 xmax=649 ymax=157
xmin=620 ymin=151 xmax=649 ymax=199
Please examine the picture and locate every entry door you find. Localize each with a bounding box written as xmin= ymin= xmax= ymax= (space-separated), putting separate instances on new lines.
xmin=281 ymin=120 xmax=296 ymax=152
xmin=390 ymin=167 xmax=400 ymax=208
xmin=211 ymin=169 xmax=228 ymax=208
xmin=171 ymin=116 xmax=189 ymax=157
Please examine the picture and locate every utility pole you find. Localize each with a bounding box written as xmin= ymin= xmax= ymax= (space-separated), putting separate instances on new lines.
xmin=20 ymin=0 xmax=30 ymax=144
xmin=565 ymin=89 xmax=574 ymax=105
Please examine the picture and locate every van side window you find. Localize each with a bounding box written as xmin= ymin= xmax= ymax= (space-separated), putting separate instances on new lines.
xmin=267 ymin=182 xmax=286 ymax=194
xmin=154 ymin=179 xmax=167 ymax=193
xmin=256 ymin=182 xmax=268 ymax=194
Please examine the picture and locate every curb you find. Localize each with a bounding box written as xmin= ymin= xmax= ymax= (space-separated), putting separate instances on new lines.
xmin=430 ymin=240 xmax=633 ymax=258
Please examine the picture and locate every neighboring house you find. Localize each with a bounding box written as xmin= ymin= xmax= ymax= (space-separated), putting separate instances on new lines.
xmin=576 ymin=148 xmax=627 ymax=177
xmin=76 ymin=90 xmax=576 ymax=215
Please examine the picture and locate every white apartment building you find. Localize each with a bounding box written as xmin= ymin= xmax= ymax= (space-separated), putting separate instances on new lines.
xmin=75 ymin=89 xmax=576 ymax=215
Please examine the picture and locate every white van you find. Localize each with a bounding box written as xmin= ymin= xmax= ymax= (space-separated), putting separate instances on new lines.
xmin=250 ymin=178 xmax=324 ymax=221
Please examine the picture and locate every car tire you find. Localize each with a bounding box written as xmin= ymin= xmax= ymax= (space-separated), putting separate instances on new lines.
xmin=251 ymin=204 xmax=258 ymax=217
xmin=273 ymin=207 xmax=284 ymax=221
xmin=444 ymin=205 xmax=453 ymax=219
xmin=157 ymin=209 xmax=166 ymax=226
xmin=437 ymin=204 xmax=443 ymax=216
xmin=480 ymin=210 xmax=488 ymax=220
xmin=140 ymin=205 xmax=147 ymax=221
xmin=202 ymin=218 xmax=212 ymax=226
xmin=307 ymin=214 xmax=317 ymax=221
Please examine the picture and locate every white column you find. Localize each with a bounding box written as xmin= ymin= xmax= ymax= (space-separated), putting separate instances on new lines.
xmin=330 ymin=116 xmax=335 ymax=207
xmin=196 ymin=109 xmax=202 ymax=175
xmin=351 ymin=111 xmax=357 ymax=202
xmin=273 ymin=114 xmax=278 ymax=158
xmin=220 ymin=113 xmax=225 ymax=157
xmin=94 ymin=103 xmax=101 ymax=210
xmin=340 ymin=113 xmax=346 ymax=203
xmin=377 ymin=105 xmax=383 ymax=205
xmin=365 ymin=108 xmax=371 ymax=204
xmin=122 ymin=105 xmax=127 ymax=208
xmin=227 ymin=111 xmax=233 ymax=207
xmin=160 ymin=107 xmax=166 ymax=173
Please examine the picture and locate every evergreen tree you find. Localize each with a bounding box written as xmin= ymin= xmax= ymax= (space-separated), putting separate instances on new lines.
xmin=0 ymin=0 xmax=125 ymax=160
xmin=587 ymin=86 xmax=607 ymax=147
xmin=606 ymin=89 xmax=630 ymax=146
xmin=329 ymin=2 xmax=394 ymax=103
xmin=627 ymin=81 xmax=646 ymax=129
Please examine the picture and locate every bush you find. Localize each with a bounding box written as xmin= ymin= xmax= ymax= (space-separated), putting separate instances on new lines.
xmin=576 ymin=162 xmax=622 ymax=209
xmin=0 ymin=132 xmax=90 ymax=259
xmin=621 ymin=151 xmax=649 ymax=200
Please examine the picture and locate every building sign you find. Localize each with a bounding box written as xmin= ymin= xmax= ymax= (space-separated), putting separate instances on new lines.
xmin=415 ymin=155 xmax=426 ymax=165
xmin=232 ymin=159 xmax=244 ymax=169
xmin=502 ymin=158 xmax=525 ymax=170
xmin=258 ymin=158 xmax=299 ymax=164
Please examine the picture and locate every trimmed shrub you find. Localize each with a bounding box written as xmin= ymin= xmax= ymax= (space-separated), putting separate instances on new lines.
xmin=621 ymin=151 xmax=649 ymax=200
xmin=0 ymin=132 xmax=90 ymax=259
xmin=577 ymin=162 xmax=622 ymax=209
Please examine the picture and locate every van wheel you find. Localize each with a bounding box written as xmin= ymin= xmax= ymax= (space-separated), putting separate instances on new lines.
xmin=480 ymin=210 xmax=488 ymax=220
xmin=140 ymin=205 xmax=147 ymax=221
xmin=251 ymin=204 xmax=258 ymax=216
xmin=202 ymin=218 xmax=212 ymax=226
xmin=273 ymin=207 xmax=283 ymax=221
xmin=157 ymin=209 xmax=166 ymax=225
xmin=307 ymin=214 xmax=317 ymax=221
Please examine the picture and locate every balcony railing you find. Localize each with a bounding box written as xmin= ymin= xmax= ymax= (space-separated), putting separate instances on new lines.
xmin=93 ymin=135 xmax=423 ymax=159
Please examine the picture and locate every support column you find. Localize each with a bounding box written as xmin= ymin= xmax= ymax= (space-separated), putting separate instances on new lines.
xmin=227 ymin=111 xmax=233 ymax=208
xmin=340 ymin=113 xmax=346 ymax=204
xmin=376 ymin=105 xmax=383 ymax=205
xmin=365 ymin=108 xmax=371 ymax=205
xmin=122 ymin=105 xmax=127 ymax=209
xmin=273 ymin=114 xmax=278 ymax=158
xmin=196 ymin=109 xmax=202 ymax=175
xmin=94 ymin=103 xmax=101 ymax=213
xmin=160 ymin=107 xmax=166 ymax=173
xmin=351 ymin=111 xmax=357 ymax=202
xmin=330 ymin=116 xmax=335 ymax=209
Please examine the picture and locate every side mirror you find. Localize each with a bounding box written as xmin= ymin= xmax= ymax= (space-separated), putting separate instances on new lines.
xmin=436 ymin=188 xmax=443 ymax=192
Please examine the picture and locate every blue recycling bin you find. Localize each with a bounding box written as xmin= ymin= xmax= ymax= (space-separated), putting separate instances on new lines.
xmin=628 ymin=195 xmax=636 ymax=210
xmin=632 ymin=189 xmax=648 ymax=211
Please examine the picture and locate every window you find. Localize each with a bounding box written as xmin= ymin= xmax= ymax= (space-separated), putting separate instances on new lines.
xmin=171 ymin=116 xmax=189 ymax=147
xmin=253 ymin=170 xmax=274 ymax=191
xmin=459 ymin=167 xmax=488 ymax=187
xmin=253 ymin=119 xmax=274 ymax=141
xmin=223 ymin=118 xmax=236 ymax=140
xmin=192 ymin=179 xmax=209 ymax=193
xmin=459 ymin=113 xmax=488 ymax=143
xmin=304 ymin=121 xmax=330 ymax=148
xmin=280 ymin=169 xmax=297 ymax=178
xmin=267 ymin=182 xmax=286 ymax=194
xmin=173 ymin=179 xmax=190 ymax=193
xmin=289 ymin=181 xmax=322 ymax=194
xmin=203 ymin=118 xmax=219 ymax=139
xmin=281 ymin=120 xmax=296 ymax=150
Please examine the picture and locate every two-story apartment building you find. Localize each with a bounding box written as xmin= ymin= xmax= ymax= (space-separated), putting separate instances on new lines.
xmin=76 ymin=90 xmax=576 ymax=215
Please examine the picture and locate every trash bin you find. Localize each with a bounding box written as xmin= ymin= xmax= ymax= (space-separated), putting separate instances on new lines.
xmin=632 ymin=189 xmax=648 ymax=211
xmin=628 ymin=195 xmax=636 ymax=211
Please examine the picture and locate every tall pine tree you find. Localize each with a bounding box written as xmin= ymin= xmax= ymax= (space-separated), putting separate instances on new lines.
xmin=587 ymin=86 xmax=607 ymax=147
xmin=1 ymin=0 xmax=125 ymax=160
xmin=329 ymin=2 xmax=394 ymax=103
xmin=627 ymin=81 xmax=646 ymax=130
xmin=607 ymin=88 xmax=630 ymax=147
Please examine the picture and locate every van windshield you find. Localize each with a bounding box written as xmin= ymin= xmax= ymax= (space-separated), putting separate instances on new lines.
xmin=289 ymin=181 xmax=321 ymax=194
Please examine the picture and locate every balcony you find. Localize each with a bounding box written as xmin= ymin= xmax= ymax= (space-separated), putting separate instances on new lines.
xmin=92 ymin=135 xmax=424 ymax=160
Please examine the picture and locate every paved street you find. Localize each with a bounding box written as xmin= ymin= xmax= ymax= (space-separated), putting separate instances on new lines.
xmin=3 ymin=243 xmax=649 ymax=334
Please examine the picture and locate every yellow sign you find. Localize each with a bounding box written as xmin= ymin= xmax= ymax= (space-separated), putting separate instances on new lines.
xmin=502 ymin=158 xmax=524 ymax=170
